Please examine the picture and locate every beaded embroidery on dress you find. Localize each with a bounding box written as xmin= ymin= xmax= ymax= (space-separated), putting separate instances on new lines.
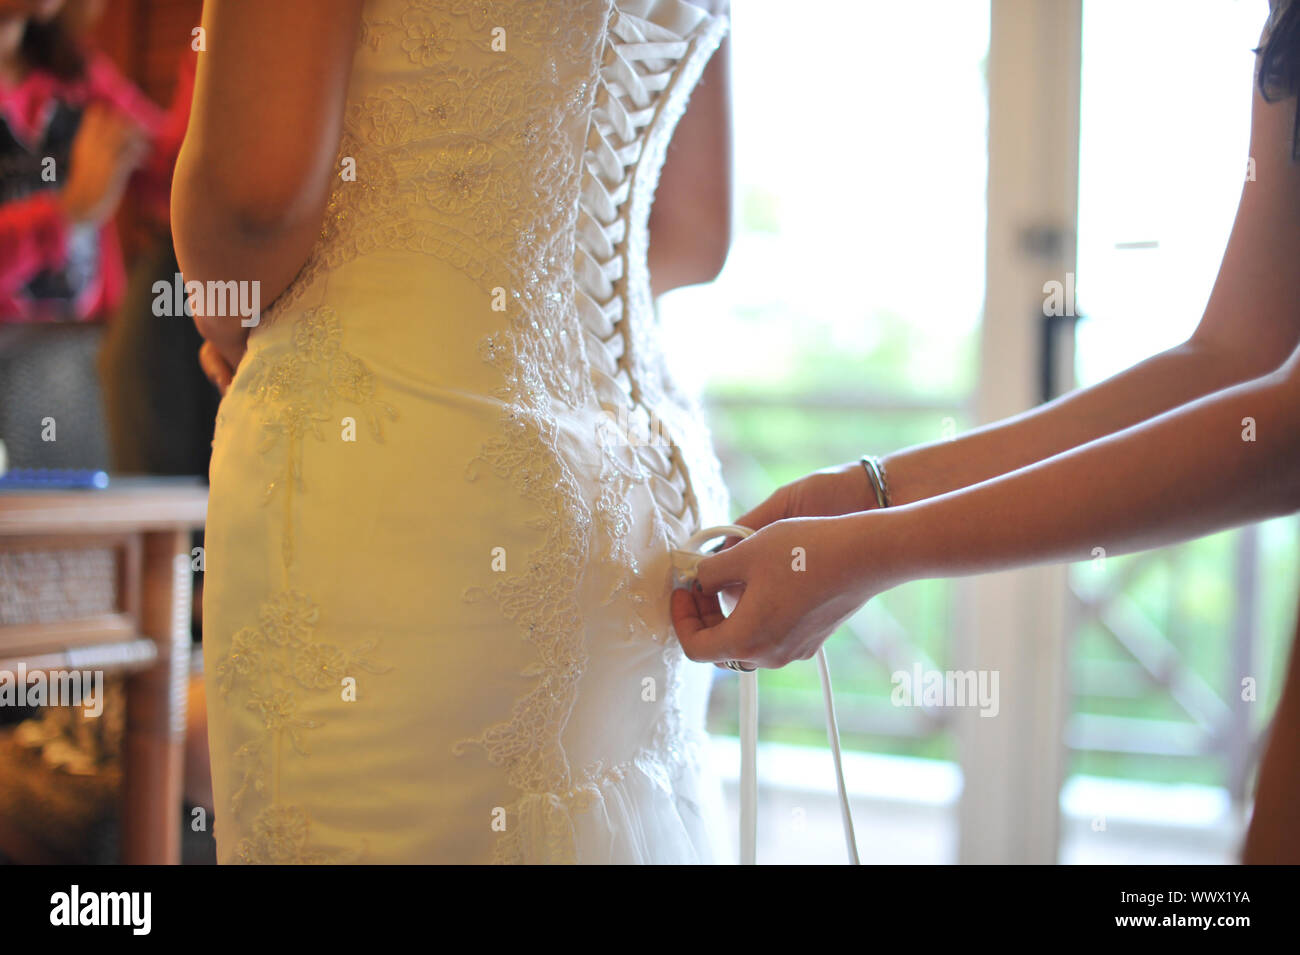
xmin=203 ymin=0 xmax=730 ymax=863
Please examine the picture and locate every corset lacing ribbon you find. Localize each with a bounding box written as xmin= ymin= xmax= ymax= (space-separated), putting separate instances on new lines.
xmin=673 ymin=524 xmax=861 ymax=865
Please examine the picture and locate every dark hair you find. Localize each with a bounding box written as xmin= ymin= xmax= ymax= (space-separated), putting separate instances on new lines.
xmin=1258 ymin=0 xmax=1300 ymax=102
xmin=19 ymin=16 xmax=87 ymax=82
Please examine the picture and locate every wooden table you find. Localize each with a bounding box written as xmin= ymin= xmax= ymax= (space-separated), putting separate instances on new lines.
xmin=0 ymin=478 xmax=207 ymax=864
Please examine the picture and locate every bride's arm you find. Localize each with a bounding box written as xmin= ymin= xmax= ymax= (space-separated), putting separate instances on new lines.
xmin=172 ymin=0 xmax=364 ymax=369
xmin=648 ymin=1 xmax=732 ymax=297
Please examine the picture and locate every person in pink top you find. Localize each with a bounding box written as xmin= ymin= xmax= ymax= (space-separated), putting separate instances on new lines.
xmin=0 ymin=0 xmax=162 ymax=324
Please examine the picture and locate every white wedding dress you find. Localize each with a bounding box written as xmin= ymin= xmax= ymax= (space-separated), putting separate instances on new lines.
xmin=202 ymin=0 xmax=731 ymax=863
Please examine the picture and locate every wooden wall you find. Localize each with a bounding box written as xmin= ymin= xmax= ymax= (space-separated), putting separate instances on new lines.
xmin=93 ymin=0 xmax=203 ymax=108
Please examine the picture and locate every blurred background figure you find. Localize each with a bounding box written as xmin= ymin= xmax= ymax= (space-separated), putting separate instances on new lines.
xmin=0 ymin=0 xmax=157 ymax=469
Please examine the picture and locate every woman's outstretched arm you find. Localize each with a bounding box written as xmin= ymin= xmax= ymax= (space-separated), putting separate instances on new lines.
xmin=674 ymin=346 xmax=1300 ymax=667
xmin=884 ymin=72 xmax=1300 ymax=506
xmin=673 ymin=54 xmax=1300 ymax=666
xmin=735 ymin=77 xmax=1300 ymax=530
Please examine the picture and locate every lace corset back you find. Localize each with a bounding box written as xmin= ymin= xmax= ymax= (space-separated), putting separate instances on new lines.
xmin=263 ymin=0 xmax=727 ymax=421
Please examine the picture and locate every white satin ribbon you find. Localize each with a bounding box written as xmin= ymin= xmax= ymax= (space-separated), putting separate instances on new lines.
xmin=672 ymin=524 xmax=860 ymax=865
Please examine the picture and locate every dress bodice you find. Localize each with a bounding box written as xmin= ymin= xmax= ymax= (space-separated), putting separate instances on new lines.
xmin=272 ymin=0 xmax=724 ymax=416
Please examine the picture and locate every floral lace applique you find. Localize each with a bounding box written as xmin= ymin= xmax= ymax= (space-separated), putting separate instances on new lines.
xmin=358 ymin=0 xmax=454 ymax=60
xmin=235 ymin=806 xmax=343 ymax=865
xmin=266 ymin=5 xmax=609 ymax=420
xmin=219 ymin=290 xmax=395 ymax=862
xmin=240 ymin=305 xmax=397 ymax=567
xmin=457 ymin=346 xmax=595 ymax=863
xmin=216 ymin=588 xmax=390 ymax=864
xmin=261 ymin=73 xmax=595 ymax=411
